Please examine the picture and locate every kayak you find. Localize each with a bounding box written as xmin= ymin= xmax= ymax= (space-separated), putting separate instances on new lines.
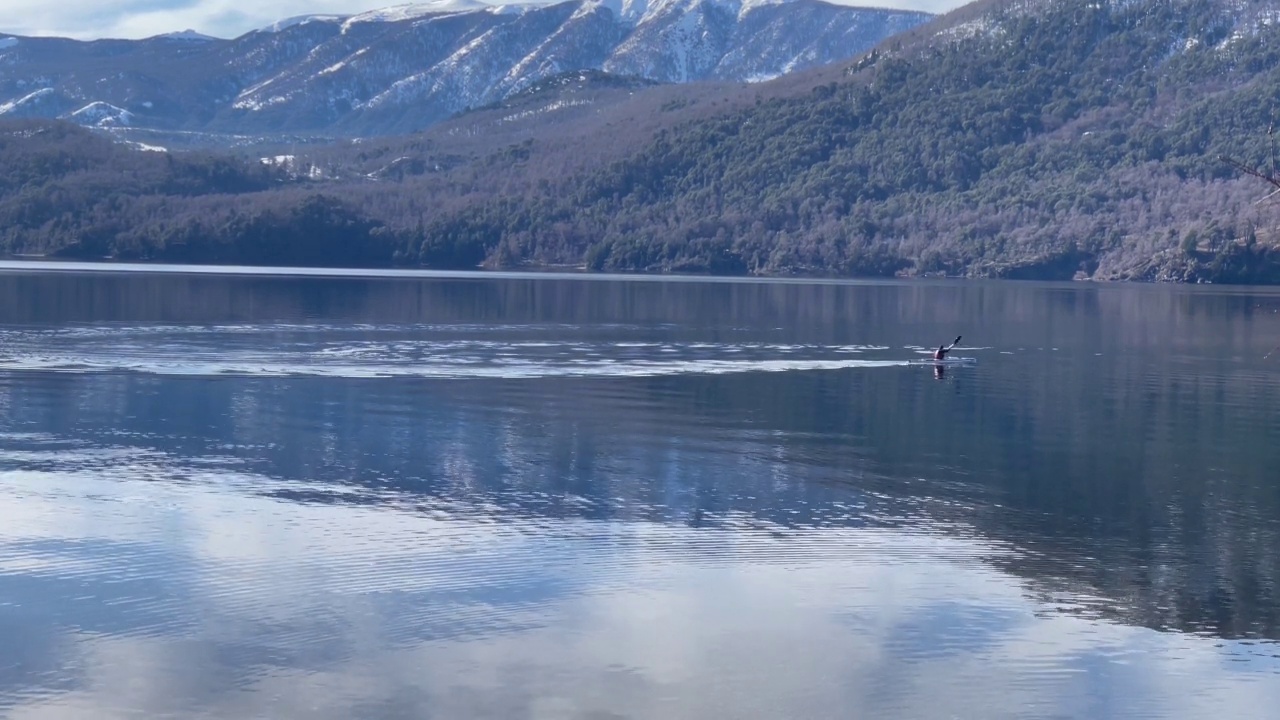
xmin=909 ymin=356 xmax=976 ymax=364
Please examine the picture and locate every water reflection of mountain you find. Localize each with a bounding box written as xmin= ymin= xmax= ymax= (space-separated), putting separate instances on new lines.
xmin=1 ymin=271 xmax=1278 ymax=642
xmin=4 ymin=268 xmax=1278 ymax=333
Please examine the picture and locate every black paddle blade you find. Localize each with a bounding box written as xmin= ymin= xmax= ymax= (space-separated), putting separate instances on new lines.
xmin=953 ymin=335 xmax=962 ymax=346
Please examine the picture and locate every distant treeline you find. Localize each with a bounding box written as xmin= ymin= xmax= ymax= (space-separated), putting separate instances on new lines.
xmin=4 ymin=0 xmax=1280 ymax=282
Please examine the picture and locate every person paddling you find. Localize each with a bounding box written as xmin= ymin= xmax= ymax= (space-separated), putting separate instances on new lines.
xmin=933 ymin=336 xmax=961 ymax=361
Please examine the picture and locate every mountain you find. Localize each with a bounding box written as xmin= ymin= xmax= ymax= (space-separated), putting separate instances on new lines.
xmin=375 ymin=0 xmax=1280 ymax=282
xmin=5 ymin=0 xmax=1280 ymax=284
xmin=0 ymin=0 xmax=932 ymax=140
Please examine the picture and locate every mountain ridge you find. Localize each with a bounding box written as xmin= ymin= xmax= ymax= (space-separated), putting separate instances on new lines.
xmin=0 ymin=0 xmax=931 ymax=140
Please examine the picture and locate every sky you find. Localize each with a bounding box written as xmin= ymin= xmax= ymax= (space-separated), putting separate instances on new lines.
xmin=0 ymin=0 xmax=970 ymax=41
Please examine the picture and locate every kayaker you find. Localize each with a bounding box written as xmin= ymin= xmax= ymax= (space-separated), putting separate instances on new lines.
xmin=933 ymin=336 xmax=961 ymax=360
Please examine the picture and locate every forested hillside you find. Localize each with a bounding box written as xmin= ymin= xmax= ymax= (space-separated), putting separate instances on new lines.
xmin=6 ymin=0 xmax=1280 ymax=282
xmin=406 ymin=0 xmax=1280 ymax=282
xmin=0 ymin=122 xmax=395 ymax=266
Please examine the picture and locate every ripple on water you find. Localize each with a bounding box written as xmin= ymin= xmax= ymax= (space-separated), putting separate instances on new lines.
xmin=0 ymin=324 xmax=946 ymax=380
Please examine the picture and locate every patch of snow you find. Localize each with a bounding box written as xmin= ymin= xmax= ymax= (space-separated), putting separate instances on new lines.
xmin=260 ymin=154 xmax=328 ymax=179
xmin=261 ymin=154 xmax=296 ymax=167
xmin=489 ymin=3 xmax=528 ymax=15
xmin=129 ymin=141 xmax=168 ymax=152
xmin=744 ymin=71 xmax=779 ymax=83
xmin=0 ymin=87 xmax=54 ymax=115
xmin=733 ymin=0 xmax=783 ymax=21
xmin=142 ymin=101 xmax=153 ymax=109
xmin=783 ymin=48 xmax=816 ymax=74
xmin=611 ymin=0 xmax=770 ymax=24
xmin=343 ymin=0 xmax=494 ymax=30
xmin=365 ymin=71 xmax=431 ymax=110
xmin=1201 ymin=5 xmax=1280 ymax=51
xmin=1218 ymin=29 xmax=1247 ymax=50
xmin=498 ymin=97 xmax=593 ymax=123
xmin=592 ymin=0 xmax=657 ymax=22
xmin=234 ymin=74 xmax=285 ymax=104
xmin=369 ymin=156 xmax=417 ymax=178
xmin=64 ymin=101 xmax=134 ymax=127
xmin=257 ymin=15 xmax=346 ymax=33
xmin=365 ymin=24 xmax=504 ymax=109
xmin=0 ymin=37 xmax=18 ymax=50
xmin=156 ymin=29 xmax=220 ymax=41
xmin=233 ymin=94 xmax=290 ymax=111
xmin=232 ymin=69 xmax=298 ymax=110
xmin=939 ymin=18 xmax=999 ymax=42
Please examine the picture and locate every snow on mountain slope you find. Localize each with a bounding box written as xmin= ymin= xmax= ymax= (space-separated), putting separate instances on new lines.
xmin=0 ymin=0 xmax=932 ymax=139
xmin=498 ymin=3 xmax=629 ymax=95
xmin=606 ymin=0 xmax=735 ymax=82
xmin=360 ymin=1 xmax=586 ymax=115
xmin=257 ymin=15 xmax=346 ymax=34
xmin=344 ymin=0 xmax=499 ymax=26
xmin=0 ymin=88 xmax=58 ymax=116
xmin=64 ymin=101 xmax=134 ymax=127
xmin=157 ymin=30 xmax=220 ymax=41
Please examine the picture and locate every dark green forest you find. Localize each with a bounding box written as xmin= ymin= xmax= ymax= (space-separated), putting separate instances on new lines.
xmin=6 ymin=0 xmax=1280 ymax=282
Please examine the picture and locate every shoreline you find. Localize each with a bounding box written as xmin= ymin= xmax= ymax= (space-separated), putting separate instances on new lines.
xmin=3 ymin=257 xmax=1280 ymax=292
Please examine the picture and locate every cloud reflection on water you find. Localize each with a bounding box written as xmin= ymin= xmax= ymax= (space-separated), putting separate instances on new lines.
xmin=2 ymin=453 xmax=1278 ymax=720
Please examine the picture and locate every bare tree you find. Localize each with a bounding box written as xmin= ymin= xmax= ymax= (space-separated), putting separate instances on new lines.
xmin=1220 ymin=119 xmax=1280 ymax=203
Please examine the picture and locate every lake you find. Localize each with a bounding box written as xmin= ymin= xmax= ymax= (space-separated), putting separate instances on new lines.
xmin=1 ymin=264 xmax=1279 ymax=719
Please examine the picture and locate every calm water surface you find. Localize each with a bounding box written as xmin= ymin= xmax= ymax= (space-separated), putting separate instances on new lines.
xmin=1 ymin=266 xmax=1279 ymax=719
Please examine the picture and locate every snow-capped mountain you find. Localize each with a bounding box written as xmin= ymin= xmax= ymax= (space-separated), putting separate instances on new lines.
xmin=0 ymin=0 xmax=931 ymax=139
